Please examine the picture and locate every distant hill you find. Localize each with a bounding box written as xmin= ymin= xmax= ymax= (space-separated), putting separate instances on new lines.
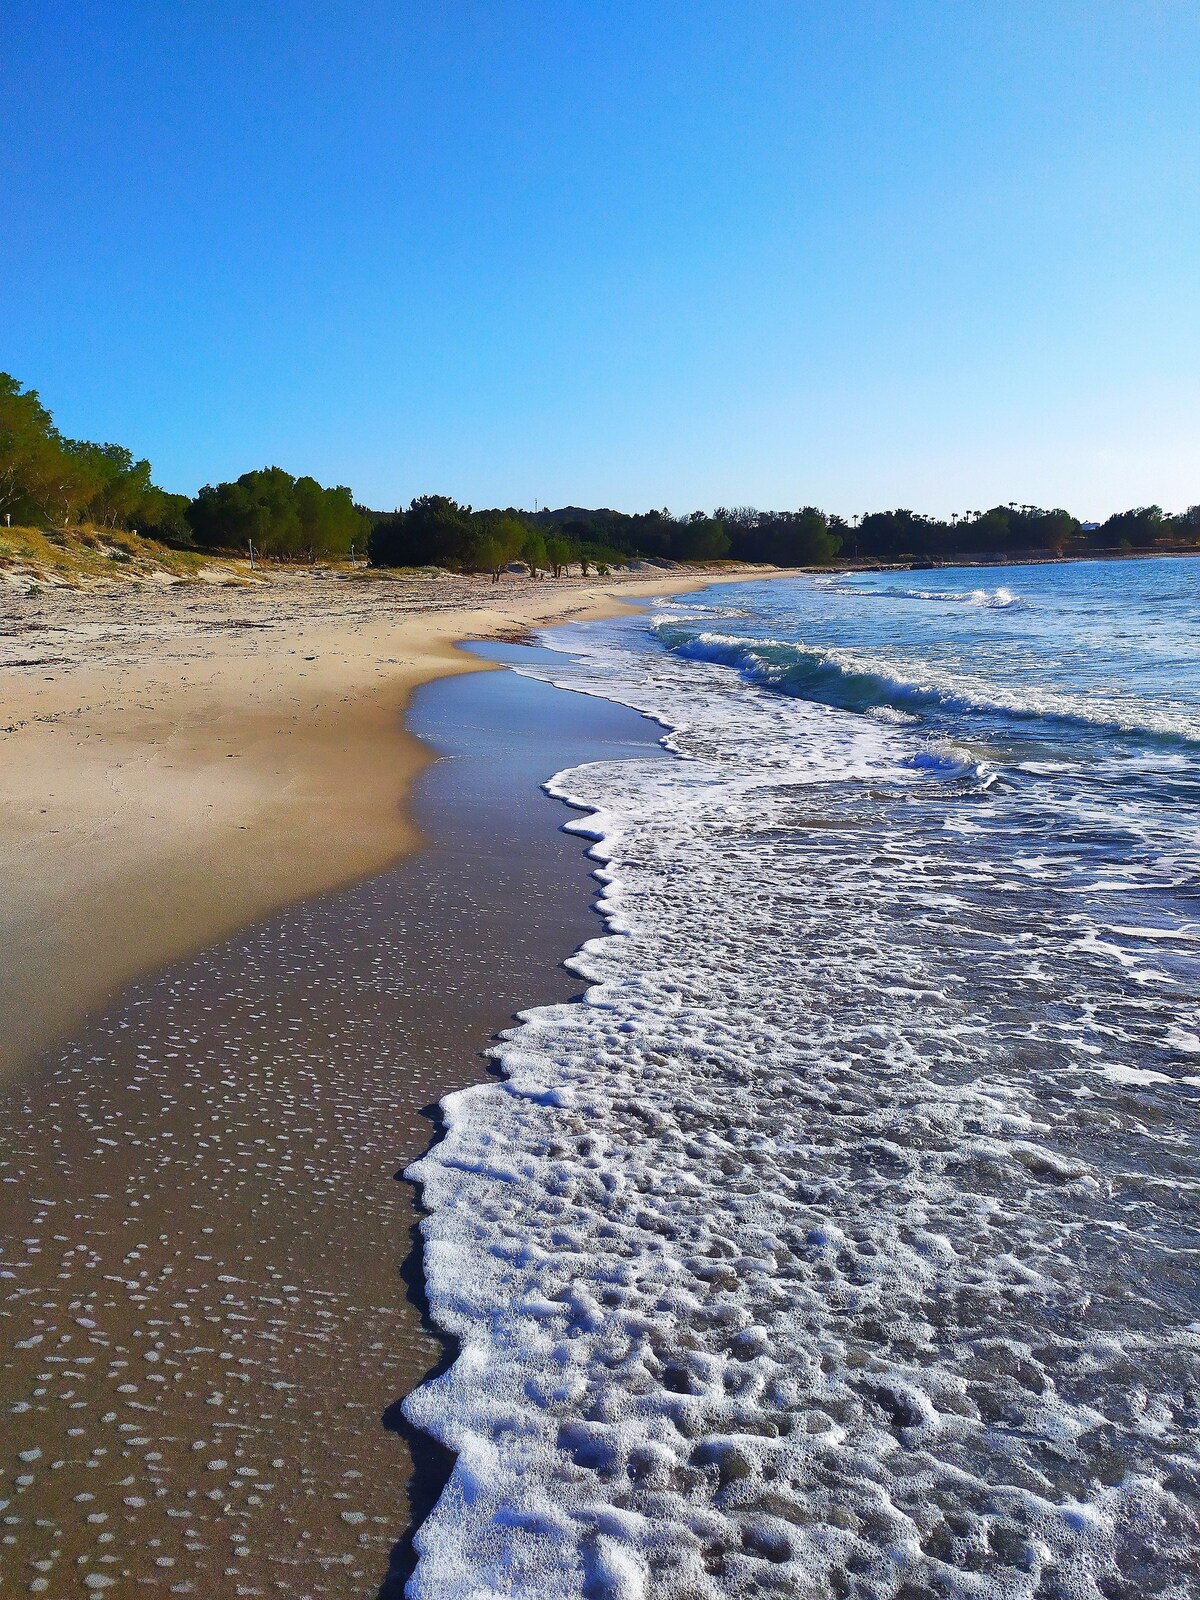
xmin=526 ymin=506 xmax=625 ymax=526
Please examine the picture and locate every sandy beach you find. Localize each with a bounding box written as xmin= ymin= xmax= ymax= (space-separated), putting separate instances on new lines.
xmin=0 ymin=563 xmax=762 ymax=1083
xmin=0 ymin=649 xmax=671 ymax=1597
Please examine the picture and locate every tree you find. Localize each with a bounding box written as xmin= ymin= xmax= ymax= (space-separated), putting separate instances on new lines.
xmin=0 ymin=377 xmax=103 ymax=525
xmin=293 ymin=476 xmax=367 ymax=559
xmin=0 ymin=374 xmax=60 ymax=521
xmin=1100 ymin=506 xmax=1164 ymax=549
xmin=463 ymin=514 xmax=525 ymax=580
xmin=136 ymin=488 xmax=193 ymax=545
xmin=545 ymin=535 xmax=573 ymax=577
xmin=792 ymin=514 xmax=841 ymax=564
xmin=520 ymin=527 xmax=547 ymax=576
xmin=737 ymin=508 xmax=841 ymax=565
xmin=184 ymin=468 xmax=369 ymax=559
xmin=0 ymin=374 xmax=185 ymax=531
xmin=40 ymin=439 xmax=108 ymax=526
xmin=675 ymin=513 xmax=731 ymax=562
xmin=856 ymin=509 xmax=933 ymax=561
xmin=366 ymin=510 xmax=409 ymax=566
xmin=77 ymin=444 xmax=155 ymax=528
xmin=187 ymin=479 xmax=252 ymax=549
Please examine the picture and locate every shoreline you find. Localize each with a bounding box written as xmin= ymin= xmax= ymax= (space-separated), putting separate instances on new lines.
xmin=3 ymin=540 xmax=1183 ymax=1082
xmin=0 ymin=563 xmax=764 ymax=1082
xmin=0 ymin=655 xmax=665 ymax=1595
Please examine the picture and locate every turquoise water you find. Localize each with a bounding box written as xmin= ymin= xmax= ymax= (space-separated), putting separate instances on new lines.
xmin=666 ymin=556 xmax=1200 ymax=748
xmin=409 ymin=557 xmax=1200 ymax=1600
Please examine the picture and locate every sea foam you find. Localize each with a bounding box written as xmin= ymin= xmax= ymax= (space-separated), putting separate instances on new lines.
xmin=406 ymin=609 xmax=1200 ymax=1599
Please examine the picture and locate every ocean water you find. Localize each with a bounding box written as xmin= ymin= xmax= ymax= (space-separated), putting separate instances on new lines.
xmin=407 ymin=557 xmax=1200 ymax=1600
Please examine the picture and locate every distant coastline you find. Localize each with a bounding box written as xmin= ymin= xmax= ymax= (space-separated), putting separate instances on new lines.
xmin=825 ymin=542 xmax=1200 ymax=573
xmin=4 ymin=368 xmax=1198 ymax=579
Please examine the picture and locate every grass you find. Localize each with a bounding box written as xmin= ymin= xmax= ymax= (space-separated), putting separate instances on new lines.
xmin=0 ymin=524 xmax=235 ymax=587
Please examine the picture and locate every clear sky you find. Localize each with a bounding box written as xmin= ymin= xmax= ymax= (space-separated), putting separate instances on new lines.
xmin=4 ymin=1 xmax=1198 ymax=518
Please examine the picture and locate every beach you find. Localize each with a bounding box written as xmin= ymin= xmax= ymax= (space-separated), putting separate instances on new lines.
xmin=7 ymin=1 xmax=1195 ymax=1591
xmin=0 ymin=564 xmax=757 ymax=1084
xmin=4 ymin=557 xmax=1199 ymax=1599
xmin=0 ymin=583 xmax=679 ymax=1596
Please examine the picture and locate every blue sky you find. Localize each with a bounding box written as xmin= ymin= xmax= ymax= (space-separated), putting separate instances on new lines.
xmin=4 ymin=1 xmax=1197 ymax=518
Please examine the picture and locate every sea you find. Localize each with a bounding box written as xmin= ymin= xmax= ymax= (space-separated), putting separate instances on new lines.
xmin=407 ymin=556 xmax=1200 ymax=1600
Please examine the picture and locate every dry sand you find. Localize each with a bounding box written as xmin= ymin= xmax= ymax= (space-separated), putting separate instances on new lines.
xmin=0 ymin=563 xmax=763 ymax=1081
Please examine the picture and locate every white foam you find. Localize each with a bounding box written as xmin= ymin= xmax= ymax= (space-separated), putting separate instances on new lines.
xmin=406 ymin=612 xmax=1200 ymax=1598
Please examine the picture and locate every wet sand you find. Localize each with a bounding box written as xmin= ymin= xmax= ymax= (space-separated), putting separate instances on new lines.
xmin=0 ymin=652 xmax=665 ymax=1598
xmin=0 ymin=565 xmax=754 ymax=1081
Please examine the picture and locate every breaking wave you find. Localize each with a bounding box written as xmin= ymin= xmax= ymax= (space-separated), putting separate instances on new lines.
xmin=815 ymin=579 xmax=1026 ymax=609
xmin=903 ymin=584 xmax=1025 ymax=609
xmin=652 ymin=622 xmax=1200 ymax=746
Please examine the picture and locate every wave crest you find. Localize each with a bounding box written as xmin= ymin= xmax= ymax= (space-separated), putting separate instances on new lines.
xmin=652 ymin=622 xmax=1200 ymax=745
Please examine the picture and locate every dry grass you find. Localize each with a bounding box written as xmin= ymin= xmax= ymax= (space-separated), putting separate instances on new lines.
xmin=0 ymin=524 xmax=248 ymax=590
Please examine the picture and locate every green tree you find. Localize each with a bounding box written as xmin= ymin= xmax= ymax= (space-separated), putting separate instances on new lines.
xmin=1100 ymin=506 xmax=1164 ymax=549
xmin=135 ymin=488 xmax=193 ymax=545
xmin=76 ymin=444 xmax=156 ymax=528
xmin=407 ymin=495 xmax=473 ymax=566
xmin=366 ymin=510 xmax=408 ymax=565
xmin=0 ymin=374 xmax=183 ymax=531
xmin=675 ymin=512 xmax=732 ymax=562
xmin=186 ymin=467 xmax=363 ymax=559
xmin=1169 ymin=506 xmax=1200 ymax=545
xmin=463 ymin=514 xmax=525 ymax=580
xmin=545 ymin=535 xmax=573 ymax=577
xmin=519 ymin=527 xmax=547 ymax=575
xmin=760 ymin=509 xmax=841 ymax=565
xmin=41 ymin=439 xmax=108 ymax=526
xmin=294 ymin=476 xmax=367 ymax=559
xmin=187 ymin=479 xmax=252 ymax=549
xmin=246 ymin=467 xmax=303 ymax=557
xmin=0 ymin=373 xmax=60 ymax=521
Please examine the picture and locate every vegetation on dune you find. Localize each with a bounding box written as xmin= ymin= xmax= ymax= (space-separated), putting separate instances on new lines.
xmin=365 ymin=497 xmax=1200 ymax=571
xmin=0 ymin=523 xmax=215 ymax=585
xmin=0 ymin=373 xmax=368 ymax=566
xmin=4 ymin=370 xmax=1200 ymax=577
xmin=838 ymin=502 xmax=1200 ymax=563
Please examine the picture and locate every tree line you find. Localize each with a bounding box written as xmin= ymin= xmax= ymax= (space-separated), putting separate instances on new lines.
xmin=0 ymin=374 xmax=368 ymax=560
xmin=0 ymin=372 xmax=189 ymax=539
xmin=366 ymin=497 xmax=633 ymax=578
xmin=364 ymin=498 xmax=1200 ymax=570
xmin=836 ymin=502 xmax=1200 ymax=562
xmin=188 ymin=467 xmax=369 ymax=562
xmin=4 ymin=372 xmax=1199 ymax=571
